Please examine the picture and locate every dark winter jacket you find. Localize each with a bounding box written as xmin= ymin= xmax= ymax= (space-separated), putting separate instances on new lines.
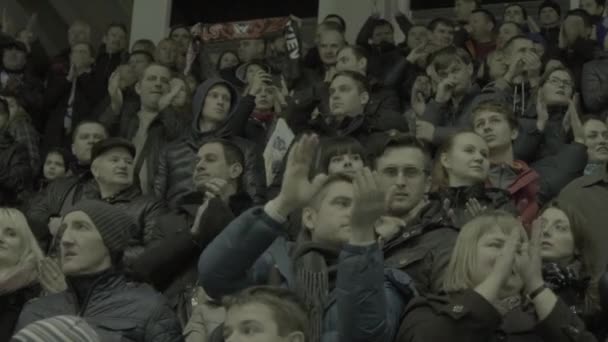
xmin=0 ymin=285 xmax=39 ymax=341
xmin=397 ymin=289 xmax=597 ymax=342
xmin=421 ymin=84 xmax=483 ymax=145
xmin=0 ymin=69 xmax=44 ymax=129
xmin=26 ymin=173 xmax=98 ymax=244
xmin=383 ymin=199 xmax=459 ymax=295
xmin=198 ymin=207 xmax=415 ymax=342
xmin=42 ymin=70 xmax=106 ymax=149
xmin=154 ymin=78 xmax=266 ymax=208
xmin=0 ymin=132 xmax=32 ymax=206
xmin=99 ymin=185 xmax=168 ymax=267
xmin=15 ymin=272 xmax=184 ymax=342
xmin=582 ymin=51 xmax=608 ymax=117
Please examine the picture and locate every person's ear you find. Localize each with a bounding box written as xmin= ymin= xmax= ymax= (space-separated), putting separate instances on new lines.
xmin=511 ymin=127 xmax=519 ymax=141
xmin=135 ymin=81 xmax=142 ymax=96
xmin=440 ymin=152 xmax=450 ymax=170
xmin=286 ymin=331 xmax=306 ymax=342
xmin=360 ymin=91 xmax=370 ymax=106
xmin=90 ymin=160 xmax=99 ymax=179
xmin=358 ymin=58 xmax=368 ymax=72
xmin=302 ymin=207 xmax=317 ymax=233
xmin=229 ymin=162 xmax=243 ymax=180
xmin=466 ymin=63 xmax=474 ymax=77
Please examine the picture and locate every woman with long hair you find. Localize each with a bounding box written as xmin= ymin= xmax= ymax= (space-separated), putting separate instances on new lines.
xmin=538 ymin=201 xmax=605 ymax=339
xmin=431 ymin=131 xmax=513 ymax=227
xmin=0 ymin=208 xmax=44 ymax=340
xmin=398 ymin=210 xmax=597 ymax=341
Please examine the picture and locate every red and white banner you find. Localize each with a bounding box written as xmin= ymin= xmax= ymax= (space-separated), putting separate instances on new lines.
xmin=200 ymin=17 xmax=291 ymax=42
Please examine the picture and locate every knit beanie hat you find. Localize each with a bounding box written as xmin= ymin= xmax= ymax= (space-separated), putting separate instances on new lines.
xmin=66 ymin=200 xmax=134 ymax=255
xmin=11 ymin=315 xmax=99 ymax=342
xmin=538 ymin=0 xmax=561 ymax=17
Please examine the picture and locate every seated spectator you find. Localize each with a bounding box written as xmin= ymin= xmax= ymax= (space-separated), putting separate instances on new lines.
xmin=27 ymin=121 xmax=107 ymax=245
xmin=198 ymin=135 xmax=415 ymax=341
xmin=471 ymin=100 xmax=587 ymax=224
xmin=310 ymin=24 xmax=346 ymax=83
xmin=496 ymin=22 xmax=523 ymax=49
xmin=0 ymin=98 xmax=32 ymax=206
xmin=131 ymin=39 xmax=156 ymax=55
xmin=465 ymin=9 xmax=497 ymax=62
xmin=335 ymin=45 xmax=401 ymax=113
xmin=582 ymin=117 xmax=608 ymax=175
xmin=155 ymin=75 xmax=266 ymax=208
xmin=559 ymin=140 xmax=608 ymax=278
xmin=128 ymin=50 xmax=154 ymax=80
xmin=87 ymin=138 xmax=167 ymax=266
xmin=218 ymin=286 xmax=309 ymax=342
xmin=48 ymin=20 xmax=91 ymax=79
xmin=558 ymin=9 xmax=597 ymax=84
xmin=43 ymin=42 xmax=105 ymax=150
xmin=95 ymin=23 xmax=128 ymax=88
xmin=431 ymin=131 xmax=513 ymax=227
xmin=0 ymin=39 xmax=43 ymax=129
xmin=15 ymin=200 xmax=184 ymax=341
xmin=368 ymin=133 xmax=458 ymax=294
xmin=11 ymin=316 xmax=99 ymax=342
xmin=538 ymin=0 xmax=562 ymax=49
xmin=244 ymin=72 xmax=283 ymax=146
xmin=401 ymin=25 xmax=429 ymax=54
xmin=503 ymin=4 xmax=528 ymax=28
xmin=37 ymin=148 xmax=70 ymax=190
xmin=579 ymin=0 xmax=608 ymax=47
xmin=131 ymin=138 xmax=253 ymax=325
xmin=170 ymin=25 xmax=192 ymax=51
xmin=312 ymin=136 xmax=367 ymax=176
xmin=417 ymin=46 xmax=480 ymax=145
xmin=0 ymin=208 xmax=44 ymax=340
xmin=155 ymin=38 xmax=178 ymax=72
xmin=453 ymin=0 xmax=480 ymax=46
xmin=397 ymin=210 xmax=597 ymax=341
xmin=483 ymin=36 xmax=542 ymax=118
xmin=428 ymin=18 xmax=455 ymax=48
xmin=303 ymin=15 xmax=346 ymax=70
xmin=287 ymin=70 xmax=407 ymax=143
xmin=216 ymin=50 xmax=240 ymax=72
xmin=538 ymin=202 xmax=605 ymax=339
xmin=235 ymin=59 xmax=271 ymax=92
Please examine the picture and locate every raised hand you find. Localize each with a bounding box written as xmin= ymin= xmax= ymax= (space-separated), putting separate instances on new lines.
xmin=38 ymin=257 xmax=67 ymax=294
xmin=415 ymin=120 xmax=435 ymax=142
xmin=108 ymin=70 xmax=124 ymax=112
xmin=465 ymin=198 xmax=487 ymax=218
xmin=274 ymin=134 xmax=329 ymax=216
xmin=435 ymin=76 xmax=456 ymax=103
xmin=411 ymin=75 xmax=431 ymax=116
xmin=248 ymin=70 xmax=273 ymax=96
xmin=567 ymin=93 xmax=585 ymax=144
xmin=350 ymin=168 xmax=385 ymax=245
xmin=517 ymin=220 xmax=544 ymax=294
xmin=474 ymin=228 xmax=523 ymax=312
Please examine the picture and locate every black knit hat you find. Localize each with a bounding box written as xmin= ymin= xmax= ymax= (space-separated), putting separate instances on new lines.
xmin=66 ymin=200 xmax=134 ymax=256
xmin=538 ymin=0 xmax=561 ymax=17
xmin=90 ymin=138 xmax=136 ymax=162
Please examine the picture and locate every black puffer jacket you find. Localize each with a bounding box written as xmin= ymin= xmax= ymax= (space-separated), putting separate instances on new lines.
xmin=26 ymin=173 xmax=98 ymax=245
xmin=0 ymin=132 xmax=32 ymax=206
xmin=15 ymin=272 xmax=184 ymax=342
xmin=154 ymin=78 xmax=266 ymax=208
xmin=0 ymin=285 xmax=39 ymax=341
xmin=100 ymin=185 xmax=168 ymax=267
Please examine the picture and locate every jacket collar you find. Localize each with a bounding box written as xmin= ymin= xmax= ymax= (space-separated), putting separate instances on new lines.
xmin=580 ymin=166 xmax=608 ymax=187
xmin=100 ymin=185 xmax=141 ymax=203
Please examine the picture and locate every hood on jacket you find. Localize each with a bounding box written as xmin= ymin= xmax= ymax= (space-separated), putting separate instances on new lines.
xmin=191 ymin=78 xmax=239 ymax=135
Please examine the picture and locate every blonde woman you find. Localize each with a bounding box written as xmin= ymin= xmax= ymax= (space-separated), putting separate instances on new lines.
xmin=397 ymin=210 xmax=597 ymax=342
xmin=0 ymin=208 xmax=43 ymax=340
